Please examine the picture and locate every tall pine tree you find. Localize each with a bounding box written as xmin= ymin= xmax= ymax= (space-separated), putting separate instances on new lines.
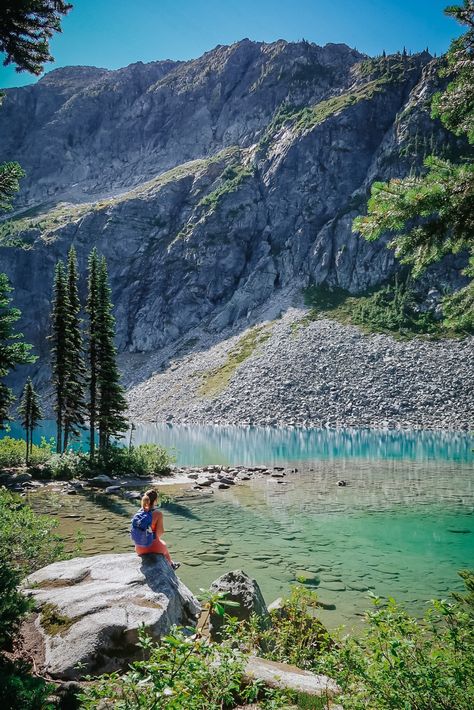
xmin=18 ymin=377 xmax=42 ymax=466
xmin=50 ymin=261 xmax=70 ymax=453
xmin=96 ymin=256 xmax=128 ymax=454
xmin=0 ymin=274 xmax=35 ymax=428
xmin=63 ymin=246 xmax=87 ymax=450
xmin=86 ymin=248 xmax=100 ymax=461
xmin=0 ymin=1 xmax=72 ymax=75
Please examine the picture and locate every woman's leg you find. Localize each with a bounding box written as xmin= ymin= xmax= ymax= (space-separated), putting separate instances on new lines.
xmin=155 ymin=537 xmax=172 ymax=564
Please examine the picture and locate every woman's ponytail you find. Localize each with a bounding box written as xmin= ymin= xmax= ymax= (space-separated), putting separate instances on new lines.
xmin=141 ymin=489 xmax=158 ymax=511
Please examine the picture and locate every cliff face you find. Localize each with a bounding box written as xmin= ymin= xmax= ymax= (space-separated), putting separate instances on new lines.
xmin=0 ymin=41 xmax=459 ymax=386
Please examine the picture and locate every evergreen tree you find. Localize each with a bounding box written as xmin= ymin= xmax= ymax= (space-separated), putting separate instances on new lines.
xmin=96 ymin=257 xmax=128 ymax=454
xmin=18 ymin=378 xmax=42 ymax=466
xmin=62 ymin=246 xmax=87 ymax=450
xmin=0 ymin=275 xmax=35 ymax=429
xmin=50 ymin=261 xmax=70 ymax=453
xmin=0 ymin=160 xmax=25 ymax=212
xmin=0 ymin=1 xmax=72 ymax=75
xmin=353 ymin=1 xmax=474 ymax=330
xmin=86 ymin=248 xmax=100 ymax=461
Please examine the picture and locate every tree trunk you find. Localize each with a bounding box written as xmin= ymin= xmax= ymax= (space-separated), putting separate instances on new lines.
xmin=63 ymin=422 xmax=69 ymax=452
xmin=25 ymin=426 xmax=30 ymax=467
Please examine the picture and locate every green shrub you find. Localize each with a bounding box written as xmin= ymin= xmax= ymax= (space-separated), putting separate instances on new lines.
xmin=0 ymin=490 xmax=64 ymax=647
xmin=98 ymin=443 xmax=176 ymax=476
xmin=230 ymin=585 xmax=331 ymax=671
xmin=43 ymin=450 xmax=90 ymax=480
xmin=0 ymin=564 xmax=30 ymax=648
xmin=442 ymin=282 xmax=474 ymax=332
xmin=0 ymin=436 xmax=53 ymax=469
xmin=0 ymin=659 xmax=54 ymax=710
xmin=321 ymin=571 xmax=474 ymax=710
xmin=79 ymin=598 xmax=265 ymax=710
xmin=350 ymin=280 xmax=440 ymax=335
xmin=302 ymin=278 xmax=471 ymax=337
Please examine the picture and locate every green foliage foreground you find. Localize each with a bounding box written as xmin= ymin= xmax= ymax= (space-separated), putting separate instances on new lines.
xmin=79 ymin=576 xmax=474 ymax=710
xmin=0 ymin=489 xmax=63 ymax=647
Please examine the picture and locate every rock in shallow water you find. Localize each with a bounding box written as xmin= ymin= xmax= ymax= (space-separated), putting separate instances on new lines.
xmin=22 ymin=553 xmax=200 ymax=680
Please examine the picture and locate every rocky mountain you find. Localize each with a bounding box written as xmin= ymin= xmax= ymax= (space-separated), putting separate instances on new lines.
xmin=0 ymin=39 xmax=471 ymax=427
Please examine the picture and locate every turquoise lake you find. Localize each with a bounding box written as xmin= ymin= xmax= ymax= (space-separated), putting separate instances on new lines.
xmin=4 ymin=420 xmax=473 ymax=465
xmin=21 ymin=423 xmax=473 ymax=628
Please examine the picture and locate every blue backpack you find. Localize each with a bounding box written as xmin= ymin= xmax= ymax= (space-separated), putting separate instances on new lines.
xmin=130 ymin=508 xmax=154 ymax=547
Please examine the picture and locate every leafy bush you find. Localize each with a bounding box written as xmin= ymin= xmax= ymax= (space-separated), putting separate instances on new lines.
xmin=231 ymin=586 xmax=331 ymax=670
xmin=79 ymin=591 xmax=265 ymax=710
xmin=0 ymin=435 xmax=176 ymax=479
xmin=442 ymin=282 xmax=474 ymax=332
xmin=43 ymin=450 xmax=90 ymax=480
xmin=98 ymin=443 xmax=176 ymax=476
xmin=0 ymin=659 xmax=54 ymax=710
xmin=350 ymin=280 xmax=440 ymax=335
xmin=320 ymin=571 xmax=474 ymax=710
xmin=0 ymin=436 xmax=53 ymax=469
xmin=0 ymin=490 xmax=63 ymax=647
xmin=302 ymin=278 xmax=470 ymax=337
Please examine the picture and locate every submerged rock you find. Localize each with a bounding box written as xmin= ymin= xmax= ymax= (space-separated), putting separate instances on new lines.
xmin=22 ymin=553 xmax=200 ymax=680
xmin=86 ymin=474 xmax=115 ymax=488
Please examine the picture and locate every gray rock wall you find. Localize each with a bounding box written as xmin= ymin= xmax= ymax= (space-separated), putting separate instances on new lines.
xmin=0 ymin=41 xmax=468 ymax=404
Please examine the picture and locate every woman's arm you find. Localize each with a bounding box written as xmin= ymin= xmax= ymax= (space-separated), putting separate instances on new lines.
xmin=153 ymin=510 xmax=165 ymax=537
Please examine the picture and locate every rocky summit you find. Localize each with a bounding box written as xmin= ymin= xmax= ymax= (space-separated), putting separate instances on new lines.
xmin=0 ymin=39 xmax=472 ymax=427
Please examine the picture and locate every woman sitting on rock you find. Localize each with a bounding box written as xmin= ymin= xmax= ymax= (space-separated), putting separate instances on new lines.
xmin=134 ymin=489 xmax=180 ymax=569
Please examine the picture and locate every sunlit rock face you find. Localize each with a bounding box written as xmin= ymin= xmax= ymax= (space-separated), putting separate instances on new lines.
xmin=0 ymin=41 xmax=463 ymax=387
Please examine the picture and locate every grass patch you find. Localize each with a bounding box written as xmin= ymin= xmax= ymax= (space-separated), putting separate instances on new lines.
xmin=259 ymin=79 xmax=387 ymax=150
xmin=299 ymin=280 xmax=470 ymax=339
xmin=199 ymin=163 xmax=254 ymax=211
xmin=199 ymin=325 xmax=272 ymax=397
xmin=40 ymin=603 xmax=76 ymax=636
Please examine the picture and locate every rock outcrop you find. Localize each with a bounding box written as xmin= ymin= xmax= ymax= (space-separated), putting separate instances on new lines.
xmin=22 ymin=553 xmax=200 ymax=679
xmin=210 ymin=569 xmax=269 ymax=640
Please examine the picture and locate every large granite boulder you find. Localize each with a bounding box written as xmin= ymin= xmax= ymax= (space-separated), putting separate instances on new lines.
xmin=210 ymin=569 xmax=269 ymax=640
xmin=22 ymin=553 xmax=200 ymax=680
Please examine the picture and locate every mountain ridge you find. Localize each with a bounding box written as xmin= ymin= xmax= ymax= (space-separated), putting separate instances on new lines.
xmin=0 ymin=39 xmax=471 ymax=428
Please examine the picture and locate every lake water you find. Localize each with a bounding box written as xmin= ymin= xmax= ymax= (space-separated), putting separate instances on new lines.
xmin=24 ymin=425 xmax=474 ymax=629
xmin=4 ymin=420 xmax=473 ymax=465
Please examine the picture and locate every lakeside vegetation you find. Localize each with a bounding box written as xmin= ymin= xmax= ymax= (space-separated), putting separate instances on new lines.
xmin=0 ymin=434 xmax=175 ymax=478
xmin=78 ymin=573 xmax=474 ymax=709
xmin=300 ymin=276 xmax=473 ymax=339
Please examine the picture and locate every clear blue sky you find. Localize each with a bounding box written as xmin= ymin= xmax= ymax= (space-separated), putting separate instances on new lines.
xmin=0 ymin=0 xmax=462 ymax=89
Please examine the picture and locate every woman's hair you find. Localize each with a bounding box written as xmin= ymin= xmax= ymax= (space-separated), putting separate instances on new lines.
xmin=141 ymin=489 xmax=158 ymax=511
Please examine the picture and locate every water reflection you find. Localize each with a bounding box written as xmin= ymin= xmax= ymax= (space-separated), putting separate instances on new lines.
xmin=131 ymin=424 xmax=472 ymax=465
xmin=5 ymin=421 xmax=472 ymax=465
